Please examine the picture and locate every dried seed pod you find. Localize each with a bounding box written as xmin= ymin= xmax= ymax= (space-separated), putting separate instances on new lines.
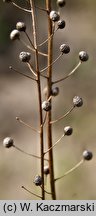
xmin=73 ymin=96 xmax=83 ymax=107
xmin=50 ymin=11 xmax=60 ymax=22
xmin=42 ymin=101 xmax=51 ymax=111
xmin=64 ymin=126 xmax=73 ymax=136
xmin=44 ymin=165 xmax=50 ymax=175
xmin=3 ymin=137 xmax=14 ymax=148
xmin=57 ymin=20 xmax=66 ymax=29
xmin=60 ymin=44 xmax=70 ymax=54
xmin=16 ymin=22 xmax=26 ymax=32
xmin=57 ymin=0 xmax=66 ymax=7
xmin=83 ymin=150 xmax=93 ymax=161
xmin=19 ymin=51 xmax=31 ymax=62
xmin=51 ymin=87 xmax=59 ymax=96
xmin=79 ymin=51 xmax=89 ymax=62
xmin=10 ymin=29 xmax=20 ymax=40
xmin=33 ymin=175 xmax=42 ymax=186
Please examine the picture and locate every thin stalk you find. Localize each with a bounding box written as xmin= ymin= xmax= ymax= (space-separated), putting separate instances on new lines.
xmin=46 ymin=0 xmax=56 ymax=200
xmin=50 ymin=106 xmax=75 ymax=124
xmin=13 ymin=144 xmax=48 ymax=161
xmin=52 ymin=61 xmax=82 ymax=85
xmin=12 ymin=2 xmax=31 ymax=13
xmin=55 ymin=159 xmax=84 ymax=181
xmin=22 ymin=186 xmax=42 ymax=199
xmin=30 ymin=0 xmax=45 ymax=200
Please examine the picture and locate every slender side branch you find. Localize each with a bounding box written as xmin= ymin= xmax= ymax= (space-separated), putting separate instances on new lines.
xmin=22 ymin=186 xmax=42 ymax=199
xmin=52 ymin=61 xmax=82 ymax=85
xmin=55 ymin=159 xmax=84 ymax=182
xmin=9 ymin=66 xmax=36 ymax=81
xmin=25 ymin=31 xmax=35 ymax=49
xmin=12 ymin=2 xmax=31 ymax=13
xmin=19 ymin=38 xmax=48 ymax=57
xmin=16 ymin=117 xmax=40 ymax=133
xmin=40 ymin=53 xmax=62 ymax=73
xmin=50 ymin=106 xmax=75 ymax=124
xmin=44 ymin=134 xmax=64 ymax=154
xmin=27 ymin=62 xmax=37 ymax=77
xmin=13 ymin=144 xmax=48 ymax=161
xmin=38 ymin=28 xmax=57 ymax=47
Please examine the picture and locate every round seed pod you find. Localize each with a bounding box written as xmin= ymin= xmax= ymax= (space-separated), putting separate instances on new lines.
xmin=60 ymin=44 xmax=70 ymax=54
xmin=19 ymin=51 xmax=31 ymax=62
xmin=33 ymin=175 xmax=42 ymax=186
xmin=73 ymin=96 xmax=83 ymax=107
xmin=44 ymin=165 xmax=50 ymax=175
xmin=3 ymin=137 xmax=14 ymax=148
xmin=16 ymin=22 xmax=26 ymax=32
xmin=10 ymin=29 xmax=20 ymax=40
xmin=64 ymin=126 xmax=73 ymax=136
xmin=79 ymin=51 xmax=89 ymax=62
xmin=42 ymin=101 xmax=51 ymax=111
xmin=57 ymin=0 xmax=66 ymax=7
xmin=50 ymin=11 xmax=60 ymax=22
xmin=83 ymin=150 xmax=93 ymax=161
xmin=51 ymin=87 xmax=59 ymax=96
xmin=57 ymin=20 xmax=66 ymax=29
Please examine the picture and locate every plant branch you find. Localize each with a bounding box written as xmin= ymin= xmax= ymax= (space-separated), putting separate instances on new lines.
xmin=22 ymin=186 xmax=42 ymax=198
xmin=52 ymin=61 xmax=82 ymax=85
xmin=40 ymin=53 xmax=62 ymax=73
xmin=55 ymin=159 xmax=84 ymax=182
xmin=30 ymin=0 xmax=45 ymax=200
xmin=50 ymin=106 xmax=75 ymax=124
xmin=46 ymin=0 xmax=56 ymax=200
xmin=13 ymin=144 xmax=48 ymax=161
xmin=44 ymin=134 xmax=64 ymax=154
xmin=16 ymin=117 xmax=40 ymax=133
xmin=9 ymin=66 xmax=36 ymax=81
xmin=11 ymin=1 xmax=31 ymax=13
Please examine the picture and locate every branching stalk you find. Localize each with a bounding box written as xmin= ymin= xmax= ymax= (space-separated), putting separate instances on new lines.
xmin=46 ymin=0 xmax=56 ymax=200
xmin=29 ymin=0 xmax=45 ymax=200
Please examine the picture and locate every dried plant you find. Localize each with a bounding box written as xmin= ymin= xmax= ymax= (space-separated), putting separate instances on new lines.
xmin=2 ymin=0 xmax=93 ymax=200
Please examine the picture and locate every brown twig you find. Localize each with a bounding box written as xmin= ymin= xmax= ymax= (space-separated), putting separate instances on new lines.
xmin=46 ymin=0 xmax=56 ymax=200
xmin=30 ymin=0 xmax=45 ymax=200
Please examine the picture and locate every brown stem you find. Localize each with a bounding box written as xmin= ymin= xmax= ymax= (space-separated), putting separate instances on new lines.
xmin=30 ymin=0 xmax=45 ymax=200
xmin=46 ymin=0 xmax=56 ymax=200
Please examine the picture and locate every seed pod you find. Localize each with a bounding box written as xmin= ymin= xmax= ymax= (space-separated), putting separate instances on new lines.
xmin=60 ymin=44 xmax=70 ymax=54
xmin=19 ymin=51 xmax=31 ymax=62
xmin=51 ymin=87 xmax=59 ymax=96
xmin=73 ymin=96 xmax=83 ymax=107
xmin=79 ymin=51 xmax=89 ymax=62
xmin=83 ymin=150 xmax=93 ymax=161
xmin=42 ymin=101 xmax=51 ymax=111
xmin=3 ymin=137 xmax=14 ymax=148
xmin=57 ymin=0 xmax=66 ymax=7
xmin=10 ymin=29 xmax=20 ymax=40
xmin=33 ymin=175 xmax=42 ymax=186
xmin=16 ymin=22 xmax=26 ymax=32
xmin=44 ymin=165 xmax=50 ymax=175
xmin=50 ymin=11 xmax=60 ymax=22
xmin=57 ymin=20 xmax=66 ymax=29
xmin=64 ymin=126 xmax=73 ymax=136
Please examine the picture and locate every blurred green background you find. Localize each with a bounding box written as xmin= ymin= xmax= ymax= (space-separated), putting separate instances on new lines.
xmin=0 ymin=0 xmax=96 ymax=199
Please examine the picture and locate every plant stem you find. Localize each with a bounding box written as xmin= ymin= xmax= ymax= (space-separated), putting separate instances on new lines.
xmin=30 ymin=0 xmax=45 ymax=200
xmin=46 ymin=0 xmax=56 ymax=200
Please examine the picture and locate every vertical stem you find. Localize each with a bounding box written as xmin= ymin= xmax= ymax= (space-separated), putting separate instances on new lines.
xmin=46 ymin=0 xmax=56 ymax=200
xmin=29 ymin=0 xmax=45 ymax=200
